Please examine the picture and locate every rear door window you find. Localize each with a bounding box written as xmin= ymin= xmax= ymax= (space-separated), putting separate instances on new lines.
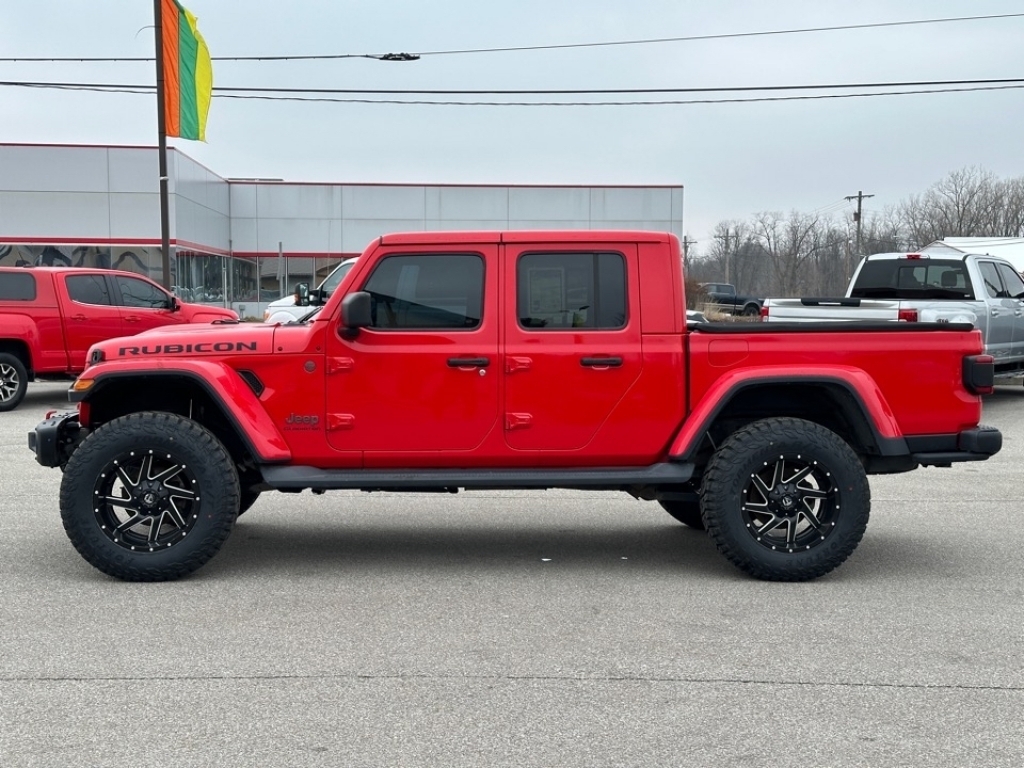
xmin=995 ymin=263 xmax=1024 ymax=299
xmin=517 ymin=252 xmax=627 ymax=330
xmin=978 ymin=262 xmax=1005 ymax=298
xmin=66 ymin=274 xmax=114 ymax=305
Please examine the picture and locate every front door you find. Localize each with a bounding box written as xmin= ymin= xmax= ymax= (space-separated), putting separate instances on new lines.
xmin=325 ymin=247 xmax=499 ymax=462
xmin=503 ymin=244 xmax=642 ymax=453
xmin=111 ymin=274 xmax=183 ymax=333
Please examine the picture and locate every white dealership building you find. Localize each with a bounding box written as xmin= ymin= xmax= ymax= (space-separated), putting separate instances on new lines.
xmin=0 ymin=143 xmax=684 ymax=318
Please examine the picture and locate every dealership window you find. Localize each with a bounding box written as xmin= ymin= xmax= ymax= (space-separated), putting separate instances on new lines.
xmin=517 ymin=252 xmax=626 ymax=330
xmin=362 ymin=254 xmax=484 ymax=330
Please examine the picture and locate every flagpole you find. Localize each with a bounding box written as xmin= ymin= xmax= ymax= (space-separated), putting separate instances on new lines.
xmin=153 ymin=0 xmax=173 ymax=290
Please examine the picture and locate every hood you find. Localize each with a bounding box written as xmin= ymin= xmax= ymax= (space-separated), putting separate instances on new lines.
xmin=87 ymin=322 xmax=276 ymax=364
xmin=266 ymin=294 xmax=300 ymax=310
xmin=183 ymin=301 xmax=238 ymax=319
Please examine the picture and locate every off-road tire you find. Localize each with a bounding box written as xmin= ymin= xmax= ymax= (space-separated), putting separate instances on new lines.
xmin=0 ymin=353 xmax=28 ymax=412
xmin=237 ymin=488 xmax=262 ymax=518
xmin=60 ymin=412 xmax=240 ymax=581
xmin=658 ymin=500 xmax=706 ymax=530
xmin=701 ymin=417 xmax=870 ymax=582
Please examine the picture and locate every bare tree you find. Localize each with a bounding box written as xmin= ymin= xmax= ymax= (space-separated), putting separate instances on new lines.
xmin=699 ymin=166 xmax=1024 ymax=301
xmin=752 ymin=211 xmax=829 ymax=296
xmin=896 ymin=167 xmax=1004 ymax=246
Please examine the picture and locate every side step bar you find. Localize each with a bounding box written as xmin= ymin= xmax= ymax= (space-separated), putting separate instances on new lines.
xmin=260 ymin=462 xmax=696 ymax=492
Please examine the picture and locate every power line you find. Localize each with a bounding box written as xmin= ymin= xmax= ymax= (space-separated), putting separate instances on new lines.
xmin=412 ymin=12 xmax=1024 ymax=57
xmin=5 ymin=75 xmax=1024 ymax=96
xmin=4 ymin=80 xmax=1024 ymax=107
xmin=1 ymin=12 xmax=1022 ymax=63
xmin=193 ymin=84 xmax=1024 ymax=105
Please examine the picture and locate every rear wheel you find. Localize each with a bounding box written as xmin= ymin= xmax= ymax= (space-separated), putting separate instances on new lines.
xmin=60 ymin=412 xmax=240 ymax=581
xmin=701 ymin=417 xmax=869 ymax=581
xmin=658 ymin=500 xmax=706 ymax=530
xmin=0 ymin=353 xmax=28 ymax=412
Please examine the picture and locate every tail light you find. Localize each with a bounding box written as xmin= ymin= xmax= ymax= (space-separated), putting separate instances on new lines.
xmin=897 ymin=308 xmax=919 ymax=322
xmin=963 ymin=354 xmax=994 ymax=395
xmin=759 ymin=305 xmax=769 ymax=321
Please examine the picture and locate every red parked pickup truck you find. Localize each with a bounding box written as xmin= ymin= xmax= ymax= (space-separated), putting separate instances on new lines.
xmin=0 ymin=266 xmax=237 ymax=411
xmin=29 ymin=231 xmax=1001 ymax=582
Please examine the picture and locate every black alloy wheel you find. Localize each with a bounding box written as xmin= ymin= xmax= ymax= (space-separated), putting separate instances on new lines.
xmin=92 ymin=450 xmax=201 ymax=551
xmin=701 ymin=417 xmax=870 ymax=581
xmin=60 ymin=412 xmax=239 ymax=581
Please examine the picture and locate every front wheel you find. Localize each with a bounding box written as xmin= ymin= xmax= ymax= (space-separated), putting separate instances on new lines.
xmin=701 ymin=417 xmax=870 ymax=581
xmin=0 ymin=353 xmax=28 ymax=412
xmin=59 ymin=412 xmax=240 ymax=581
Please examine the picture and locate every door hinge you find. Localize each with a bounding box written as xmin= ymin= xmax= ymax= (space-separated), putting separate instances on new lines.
xmin=327 ymin=413 xmax=355 ymax=431
xmin=506 ymin=356 xmax=532 ymax=374
xmin=505 ymin=412 xmax=532 ymax=430
xmin=327 ymin=357 xmax=355 ymax=374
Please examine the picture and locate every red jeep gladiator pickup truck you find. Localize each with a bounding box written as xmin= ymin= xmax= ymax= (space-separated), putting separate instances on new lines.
xmin=0 ymin=266 xmax=237 ymax=411
xmin=29 ymin=231 xmax=1001 ymax=582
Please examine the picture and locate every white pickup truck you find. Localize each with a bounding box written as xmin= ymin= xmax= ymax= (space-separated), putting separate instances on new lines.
xmin=263 ymin=257 xmax=357 ymax=324
xmin=762 ymin=249 xmax=1024 ymax=378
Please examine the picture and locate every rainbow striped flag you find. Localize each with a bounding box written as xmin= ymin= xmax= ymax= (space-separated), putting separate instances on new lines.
xmin=161 ymin=0 xmax=212 ymax=141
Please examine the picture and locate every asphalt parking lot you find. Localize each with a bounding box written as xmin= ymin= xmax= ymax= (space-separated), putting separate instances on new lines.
xmin=1 ymin=381 xmax=1022 ymax=767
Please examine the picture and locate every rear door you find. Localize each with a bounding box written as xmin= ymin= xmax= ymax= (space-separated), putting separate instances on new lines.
xmin=503 ymin=242 xmax=642 ymax=453
xmin=59 ymin=272 xmax=123 ymax=369
xmin=993 ymin=262 xmax=1024 ymax=361
xmin=976 ymin=260 xmax=1017 ymax=362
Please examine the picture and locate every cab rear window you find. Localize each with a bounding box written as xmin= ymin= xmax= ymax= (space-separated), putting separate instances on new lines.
xmin=851 ymin=259 xmax=974 ymax=300
xmin=0 ymin=272 xmax=36 ymax=301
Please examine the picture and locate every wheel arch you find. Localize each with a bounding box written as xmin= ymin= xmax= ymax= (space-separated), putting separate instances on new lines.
xmin=76 ymin=367 xmax=291 ymax=468
xmin=0 ymin=338 xmax=33 ymax=376
xmin=670 ymin=374 xmax=908 ymax=468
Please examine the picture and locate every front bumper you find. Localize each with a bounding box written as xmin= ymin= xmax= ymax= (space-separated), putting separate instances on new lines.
xmin=28 ymin=411 xmax=83 ymax=468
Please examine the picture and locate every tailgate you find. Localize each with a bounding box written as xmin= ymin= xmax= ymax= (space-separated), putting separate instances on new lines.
xmin=762 ymin=297 xmax=899 ymax=322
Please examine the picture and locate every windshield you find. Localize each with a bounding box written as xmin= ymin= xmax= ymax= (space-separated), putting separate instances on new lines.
xmin=319 ymin=260 xmax=356 ymax=294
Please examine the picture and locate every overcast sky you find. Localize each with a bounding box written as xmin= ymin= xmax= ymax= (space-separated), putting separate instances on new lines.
xmin=4 ymin=0 xmax=1024 ymax=253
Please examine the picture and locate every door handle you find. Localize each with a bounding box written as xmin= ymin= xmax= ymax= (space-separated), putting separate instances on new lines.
xmin=580 ymin=357 xmax=623 ymax=368
xmin=123 ymin=315 xmax=140 ymax=323
xmin=71 ymin=314 xmax=88 ymax=322
xmin=447 ymin=357 xmax=490 ymax=367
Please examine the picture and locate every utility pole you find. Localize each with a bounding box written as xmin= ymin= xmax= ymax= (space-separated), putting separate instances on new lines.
xmin=844 ymin=190 xmax=875 ymax=257
xmin=681 ymin=236 xmax=696 ymax=272
xmin=716 ymin=231 xmax=732 ymax=284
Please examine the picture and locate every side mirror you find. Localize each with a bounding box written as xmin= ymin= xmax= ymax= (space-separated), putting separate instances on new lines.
xmin=308 ymin=288 xmax=325 ymax=307
xmin=341 ymin=291 xmax=372 ymax=336
xmin=293 ymin=283 xmax=310 ymax=306
xmin=168 ymin=295 xmax=180 ymax=311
